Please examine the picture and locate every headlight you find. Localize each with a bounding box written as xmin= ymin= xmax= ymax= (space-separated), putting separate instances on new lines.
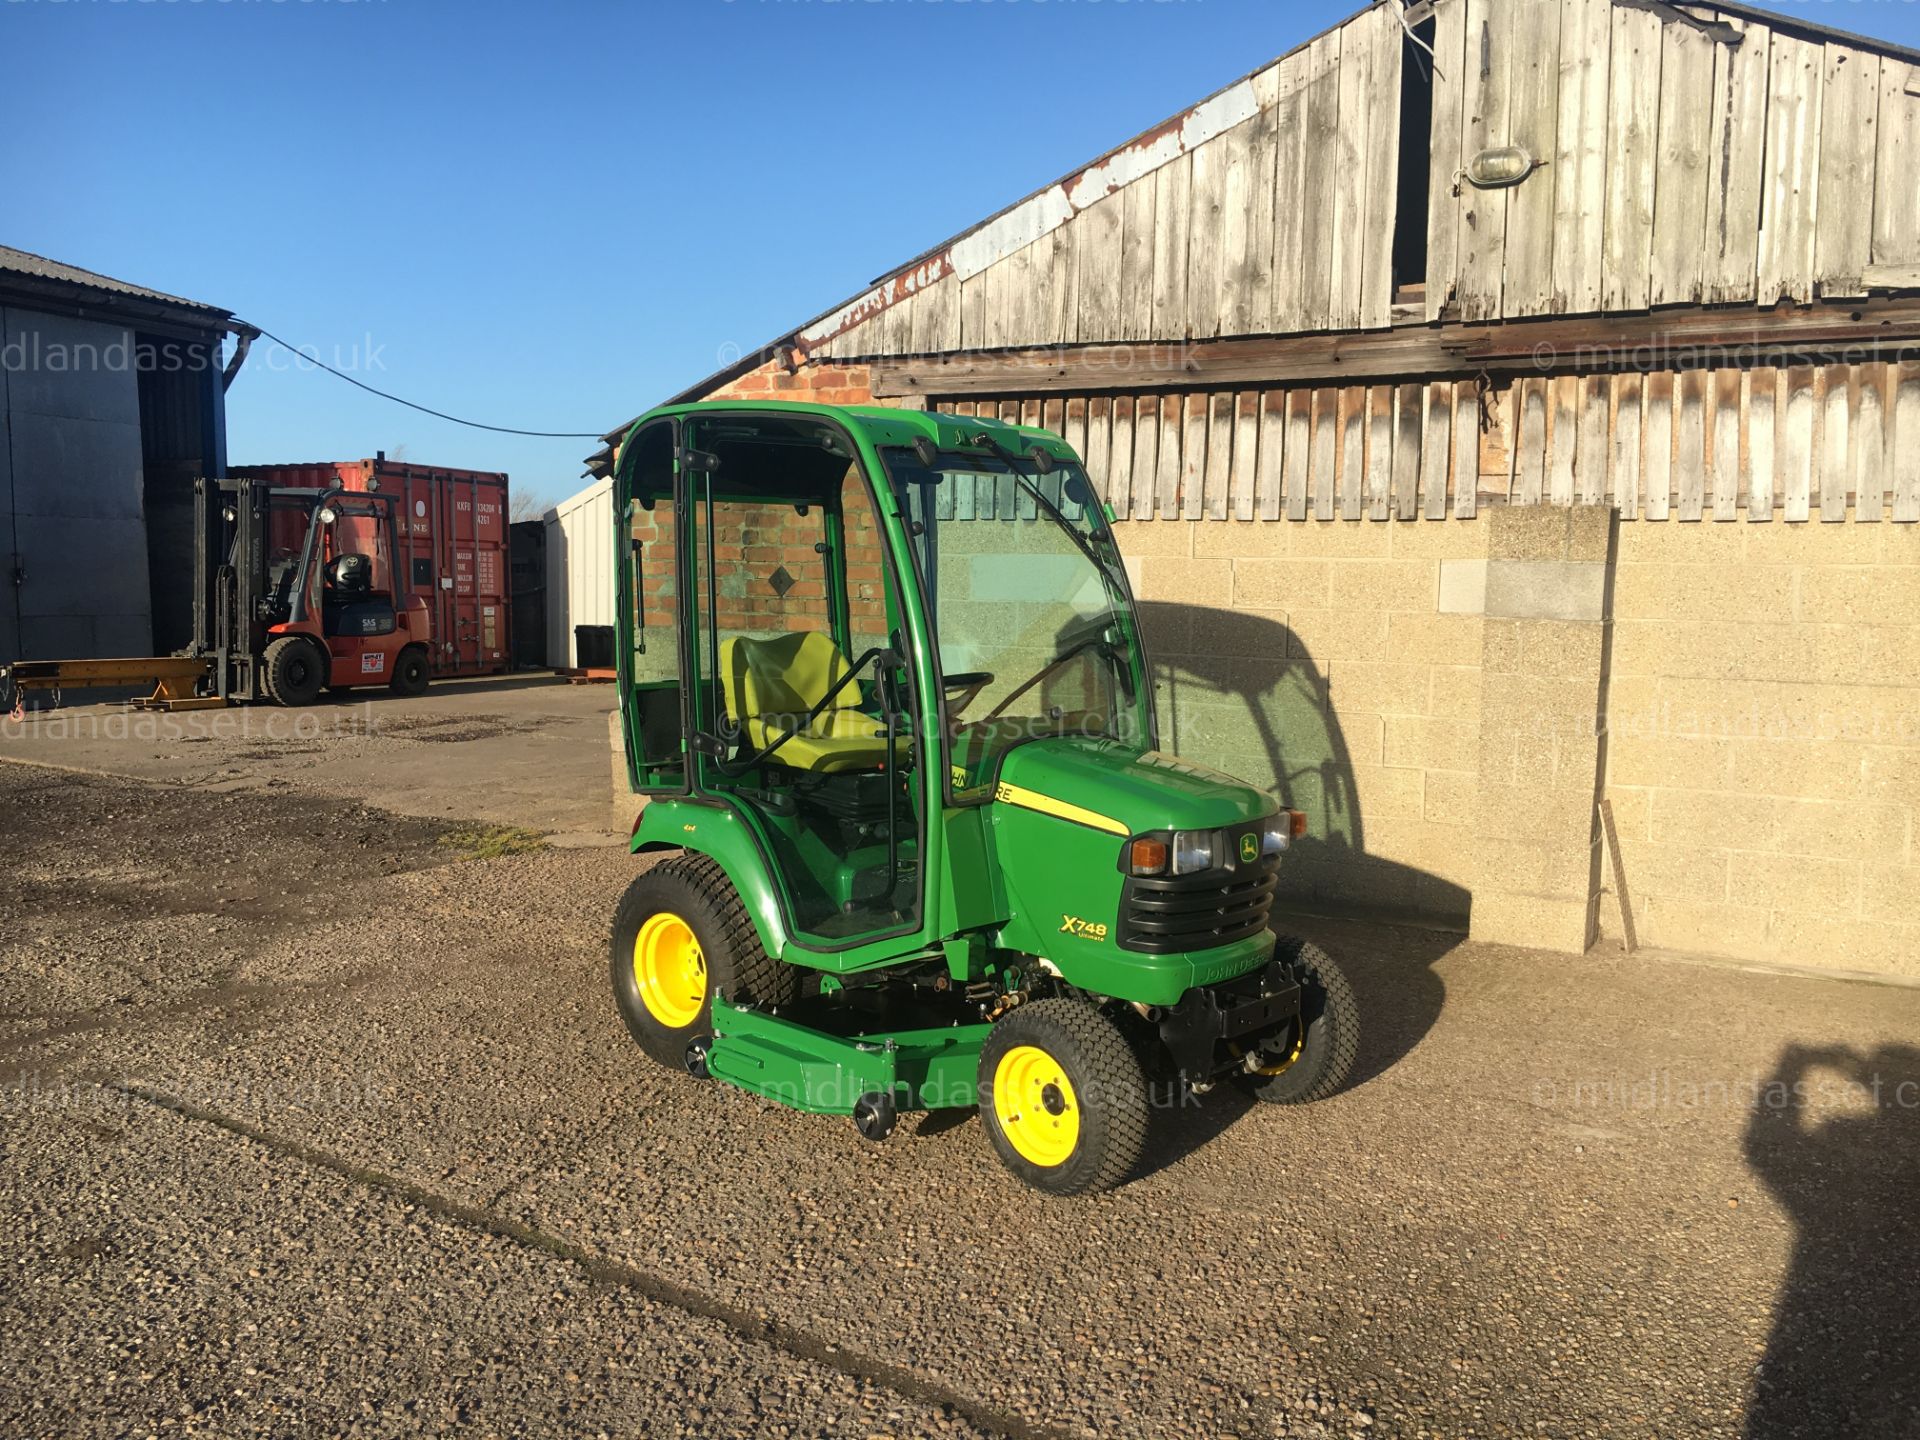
xmin=1170 ymin=830 xmax=1215 ymax=875
xmin=1261 ymin=810 xmax=1309 ymax=857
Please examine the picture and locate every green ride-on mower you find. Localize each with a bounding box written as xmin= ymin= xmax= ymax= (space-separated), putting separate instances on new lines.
xmin=608 ymin=401 xmax=1358 ymax=1195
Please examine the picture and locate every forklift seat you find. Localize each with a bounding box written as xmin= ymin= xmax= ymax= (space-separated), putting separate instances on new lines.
xmin=721 ymin=632 xmax=896 ymax=774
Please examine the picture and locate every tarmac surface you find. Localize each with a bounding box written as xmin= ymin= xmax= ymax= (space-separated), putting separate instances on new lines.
xmin=2 ymin=682 xmax=1917 ymax=1438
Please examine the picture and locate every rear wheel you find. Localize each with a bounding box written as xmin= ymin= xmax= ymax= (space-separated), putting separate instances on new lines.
xmin=1234 ymin=937 xmax=1359 ymax=1105
xmin=609 ymin=853 xmax=796 ymax=1071
xmin=979 ymin=999 xmax=1149 ymax=1196
xmin=389 ymin=647 xmax=429 ymax=696
xmin=261 ymin=636 xmax=325 ymax=708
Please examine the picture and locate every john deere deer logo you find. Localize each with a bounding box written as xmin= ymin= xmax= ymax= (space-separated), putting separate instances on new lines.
xmin=1239 ymin=833 xmax=1259 ymax=865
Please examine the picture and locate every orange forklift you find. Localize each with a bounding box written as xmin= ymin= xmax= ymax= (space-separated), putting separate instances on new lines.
xmin=2 ymin=477 xmax=430 ymax=712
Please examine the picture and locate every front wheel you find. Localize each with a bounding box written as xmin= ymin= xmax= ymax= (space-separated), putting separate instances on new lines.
xmin=1234 ymin=937 xmax=1360 ymax=1105
xmin=261 ymin=636 xmax=325 ymax=708
xmin=609 ymin=853 xmax=796 ymax=1071
xmin=389 ymin=647 xmax=429 ymax=696
xmin=979 ymin=999 xmax=1149 ymax=1196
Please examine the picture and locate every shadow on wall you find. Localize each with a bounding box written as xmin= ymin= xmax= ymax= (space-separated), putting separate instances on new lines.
xmin=1743 ymin=1043 xmax=1920 ymax=1439
xmin=1136 ymin=602 xmax=1470 ymax=924
xmin=1134 ymin=601 xmax=1464 ymax=1102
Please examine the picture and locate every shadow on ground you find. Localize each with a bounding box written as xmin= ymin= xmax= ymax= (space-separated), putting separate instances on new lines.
xmin=1743 ymin=1042 xmax=1920 ymax=1439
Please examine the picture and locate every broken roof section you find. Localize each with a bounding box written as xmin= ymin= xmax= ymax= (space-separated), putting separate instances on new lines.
xmin=586 ymin=0 xmax=1920 ymax=475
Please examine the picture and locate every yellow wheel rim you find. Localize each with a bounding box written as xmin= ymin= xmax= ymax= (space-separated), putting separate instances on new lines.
xmin=632 ymin=911 xmax=707 ymax=1029
xmin=1252 ymin=1021 xmax=1306 ymax=1077
xmin=992 ymin=1044 xmax=1081 ymax=1168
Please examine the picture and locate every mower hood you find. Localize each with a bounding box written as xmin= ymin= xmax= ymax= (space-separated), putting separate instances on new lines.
xmin=995 ymin=739 xmax=1273 ymax=838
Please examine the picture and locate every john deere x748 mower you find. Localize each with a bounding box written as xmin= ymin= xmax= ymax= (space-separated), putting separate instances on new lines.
xmin=609 ymin=402 xmax=1357 ymax=1195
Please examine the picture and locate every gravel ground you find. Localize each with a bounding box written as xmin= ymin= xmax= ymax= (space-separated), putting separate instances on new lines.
xmin=2 ymin=761 xmax=1915 ymax=1439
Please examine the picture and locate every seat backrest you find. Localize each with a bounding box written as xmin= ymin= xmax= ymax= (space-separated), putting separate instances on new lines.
xmin=721 ymin=631 xmax=855 ymax=732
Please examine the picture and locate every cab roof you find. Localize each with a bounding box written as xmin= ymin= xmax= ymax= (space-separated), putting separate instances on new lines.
xmin=621 ymin=400 xmax=1080 ymax=465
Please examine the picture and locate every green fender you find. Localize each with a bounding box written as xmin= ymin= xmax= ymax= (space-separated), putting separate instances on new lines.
xmin=630 ymin=797 xmax=792 ymax=960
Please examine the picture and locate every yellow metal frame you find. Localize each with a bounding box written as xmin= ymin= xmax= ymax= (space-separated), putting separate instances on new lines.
xmin=4 ymin=657 xmax=222 ymax=712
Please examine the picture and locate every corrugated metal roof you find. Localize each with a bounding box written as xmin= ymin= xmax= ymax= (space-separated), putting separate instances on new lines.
xmin=0 ymin=244 xmax=231 ymax=319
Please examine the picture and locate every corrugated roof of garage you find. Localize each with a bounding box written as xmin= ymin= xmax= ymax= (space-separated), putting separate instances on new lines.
xmin=0 ymin=244 xmax=231 ymax=319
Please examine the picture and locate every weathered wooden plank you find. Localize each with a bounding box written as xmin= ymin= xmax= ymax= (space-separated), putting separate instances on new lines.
xmin=1330 ymin=9 xmax=1375 ymax=332
xmin=1106 ymin=395 xmax=1136 ymax=517
xmin=1150 ymin=154 xmax=1192 ymax=341
xmin=1205 ymin=392 xmax=1235 ymax=520
xmin=1134 ymin=394 xmax=1166 ymax=520
xmin=1298 ymin=31 xmax=1344 ymax=332
xmin=1163 ymin=394 xmax=1194 ymax=519
xmin=1283 ymin=389 xmax=1312 ymax=522
xmin=1650 ymin=21 xmax=1715 ymax=307
xmin=1229 ymin=66 xmax=1281 ymax=336
xmin=875 ymin=294 xmax=1920 ymax=398
xmin=1426 ymin=0 xmax=1469 ymax=321
xmin=1311 ymin=387 xmax=1339 ymax=522
xmin=1070 ymin=193 xmax=1124 ymax=346
xmin=1643 ymin=372 xmax=1673 ymax=520
xmin=1502 ymin=0 xmax=1563 ymax=318
xmin=1081 ymin=396 xmax=1111 ymax=507
xmin=1061 ymin=395 xmax=1088 ymax=465
xmin=1873 ymin=60 xmax=1920 ymax=270
xmin=1457 ymin=0 xmax=1513 ymax=321
xmin=1710 ymin=370 xmax=1743 ymax=520
xmin=1393 ymin=383 xmax=1423 ymax=519
xmin=1579 ymin=373 xmax=1610 ymax=505
xmin=1117 ymin=175 xmax=1158 ymax=343
xmin=1339 ymin=388 xmax=1367 ymax=520
xmin=1611 ymin=372 xmax=1644 ymax=518
xmin=1271 ymin=54 xmax=1310 ymax=334
xmin=958 ymin=273 xmax=988 ymax=353
xmin=1780 ymin=365 xmax=1817 ymax=522
xmin=1602 ymin=5 xmax=1661 ymax=312
xmin=1185 ymin=129 xmax=1232 ymax=341
xmin=1551 ymin=0 xmax=1611 ymax=314
xmin=1366 ymin=387 xmax=1394 ymax=520
xmin=1701 ymin=17 xmax=1770 ymax=304
xmin=1675 ymin=371 xmax=1707 ymax=520
xmin=1256 ymin=389 xmax=1287 ymax=522
xmin=1853 ymin=362 xmax=1887 ymax=522
xmin=1514 ymin=376 xmax=1548 ymax=505
xmin=1453 ymin=382 xmax=1480 ymax=517
xmin=1359 ymin=5 xmax=1403 ymax=331
xmin=1894 ymin=362 xmax=1920 ymax=521
xmin=1819 ymin=364 xmax=1852 ymax=521
xmin=1233 ymin=390 xmax=1263 ymax=522
xmin=1747 ymin=368 xmax=1777 ymax=521
xmin=1758 ymin=36 xmax=1825 ymax=306
xmin=1422 ymin=381 xmax=1453 ymax=519
xmin=1548 ymin=375 xmax=1579 ymax=506
xmin=1815 ymin=45 xmax=1882 ymax=297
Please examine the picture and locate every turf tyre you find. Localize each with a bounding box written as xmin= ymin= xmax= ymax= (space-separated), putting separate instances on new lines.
xmin=609 ymin=853 xmax=796 ymax=1071
xmin=979 ymin=999 xmax=1149 ymax=1196
xmin=1234 ymin=936 xmax=1359 ymax=1105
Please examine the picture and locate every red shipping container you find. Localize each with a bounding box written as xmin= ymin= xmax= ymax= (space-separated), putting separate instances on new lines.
xmin=229 ymin=459 xmax=510 ymax=678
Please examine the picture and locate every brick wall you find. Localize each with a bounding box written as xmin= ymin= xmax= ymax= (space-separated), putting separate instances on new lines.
xmin=1601 ymin=517 xmax=1920 ymax=975
xmin=707 ymin=358 xmax=875 ymax=407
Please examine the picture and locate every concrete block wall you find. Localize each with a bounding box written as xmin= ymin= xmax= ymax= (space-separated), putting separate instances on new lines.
xmin=1602 ymin=517 xmax=1920 ymax=977
xmin=1116 ymin=517 xmax=1489 ymax=925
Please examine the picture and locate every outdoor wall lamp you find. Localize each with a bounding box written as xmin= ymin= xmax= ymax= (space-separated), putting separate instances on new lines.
xmin=1462 ymin=145 xmax=1540 ymax=190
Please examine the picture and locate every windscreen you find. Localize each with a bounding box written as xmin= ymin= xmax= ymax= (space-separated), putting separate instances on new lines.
xmin=884 ymin=449 xmax=1150 ymax=798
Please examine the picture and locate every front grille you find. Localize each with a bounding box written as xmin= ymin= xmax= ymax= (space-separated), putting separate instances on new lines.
xmin=1117 ymin=822 xmax=1281 ymax=954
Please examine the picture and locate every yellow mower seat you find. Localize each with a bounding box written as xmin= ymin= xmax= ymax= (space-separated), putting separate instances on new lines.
xmin=720 ymin=632 xmax=897 ymax=774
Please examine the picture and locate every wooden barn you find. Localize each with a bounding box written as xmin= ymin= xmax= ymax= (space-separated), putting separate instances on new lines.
xmin=592 ymin=0 xmax=1920 ymax=976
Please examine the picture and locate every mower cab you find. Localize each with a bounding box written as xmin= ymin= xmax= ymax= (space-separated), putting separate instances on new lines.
xmin=607 ymin=403 xmax=1356 ymax=1194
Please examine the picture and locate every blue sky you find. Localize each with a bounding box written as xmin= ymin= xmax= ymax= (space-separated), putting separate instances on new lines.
xmin=4 ymin=0 xmax=1912 ymax=509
